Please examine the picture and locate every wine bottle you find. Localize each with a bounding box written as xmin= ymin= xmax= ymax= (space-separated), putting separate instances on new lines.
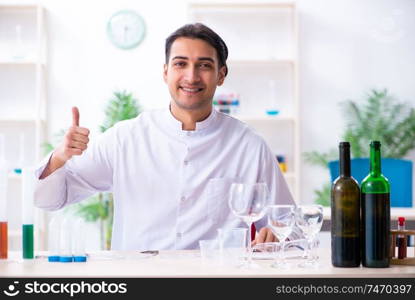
xmin=361 ymin=141 xmax=390 ymax=268
xmin=331 ymin=142 xmax=361 ymax=267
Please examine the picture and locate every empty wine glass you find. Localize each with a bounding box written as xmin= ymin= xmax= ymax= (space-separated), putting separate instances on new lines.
xmin=228 ymin=182 xmax=268 ymax=268
xmin=295 ymin=205 xmax=323 ymax=268
xmin=267 ymin=205 xmax=295 ymax=268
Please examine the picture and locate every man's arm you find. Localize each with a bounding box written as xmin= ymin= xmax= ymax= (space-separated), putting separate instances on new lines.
xmin=35 ymin=107 xmax=114 ymax=210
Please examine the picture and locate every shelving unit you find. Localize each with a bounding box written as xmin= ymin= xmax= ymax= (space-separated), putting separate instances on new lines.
xmin=188 ymin=1 xmax=300 ymax=200
xmin=0 ymin=4 xmax=47 ymax=250
xmin=0 ymin=60 xmax=43 ymax=65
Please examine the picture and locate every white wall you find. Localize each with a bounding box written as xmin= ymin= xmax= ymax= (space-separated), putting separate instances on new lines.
xmin=3 ymin=0 xmax=415 ymax=204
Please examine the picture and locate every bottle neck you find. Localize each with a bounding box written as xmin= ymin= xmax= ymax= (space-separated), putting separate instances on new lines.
xmin=370 ymin=145 xmax=382 ymax=176
xmin=339 ymin=146 xmax=351 ymax=177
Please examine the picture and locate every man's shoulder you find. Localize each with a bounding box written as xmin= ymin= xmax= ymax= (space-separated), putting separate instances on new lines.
xmin=216 ymin=111 xmax=248 ymax=132
xmin=110 ymin=109 xmax=163 ymax=130
xmin=216 ymin=111 xmax=266 ymax=145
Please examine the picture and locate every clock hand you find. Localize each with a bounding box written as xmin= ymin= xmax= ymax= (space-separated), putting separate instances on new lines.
xmin=123 ymin=25 xmax=129 ymax=44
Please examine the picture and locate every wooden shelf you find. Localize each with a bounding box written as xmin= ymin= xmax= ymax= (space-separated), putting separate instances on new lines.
xmin=283 ymin=172 xmax=295 ymax=179
xmin=0 ymin=118 xmax=46 ymax=123
xmin=0 ymin=60 xmax=45 ymax=66
xmin=0 ymin=4 xmax=39 ymax=10
xmin=8 ymin=173 xmax=22 ymax=180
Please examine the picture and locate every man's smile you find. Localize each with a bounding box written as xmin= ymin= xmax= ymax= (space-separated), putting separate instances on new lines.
xmin=179 ymin=86 xmax=204 ymax=95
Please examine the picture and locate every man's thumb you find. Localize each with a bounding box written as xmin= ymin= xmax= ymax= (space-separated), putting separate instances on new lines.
xmin=72 ymin=106 xmax=79 ymax=126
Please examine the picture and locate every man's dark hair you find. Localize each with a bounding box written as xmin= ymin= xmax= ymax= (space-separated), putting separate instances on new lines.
xmin=165 ymin=23 xmax=228 ymax=76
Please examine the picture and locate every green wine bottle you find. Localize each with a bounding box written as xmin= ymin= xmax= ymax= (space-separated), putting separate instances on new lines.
xmin=331 ymin=142 xmax=361 ymax=267
xmin=361 ymin=141 xmax=390 ymax=268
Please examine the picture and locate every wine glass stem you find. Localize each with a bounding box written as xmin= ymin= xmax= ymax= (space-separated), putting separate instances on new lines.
xmin=247 ymin=222 xmax=252 ymax=265
xmin=307 ymin=237 xmax=313 ymax=262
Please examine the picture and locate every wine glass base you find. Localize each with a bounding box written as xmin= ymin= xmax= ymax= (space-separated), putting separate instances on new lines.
xmin=297 ymin=260 xmax=319 ymax=269
xmin=237 ymin=260 xmax=261 ymax=269
xmin=270 ymin=261 xmax=290 ymax=269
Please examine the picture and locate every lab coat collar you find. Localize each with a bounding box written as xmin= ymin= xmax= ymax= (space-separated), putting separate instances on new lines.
xmin=166 ymin=105 xmax=218 ymax=133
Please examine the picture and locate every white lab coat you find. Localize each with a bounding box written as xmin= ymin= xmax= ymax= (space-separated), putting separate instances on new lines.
xmin=34 ymin=108 xmax=297 ymax=250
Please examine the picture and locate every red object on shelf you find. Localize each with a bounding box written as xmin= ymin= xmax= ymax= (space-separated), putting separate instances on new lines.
xmin=0 ymin=222 xmax=7 ymax=259
xmin=251 ymin=223 xmax=256 ymax=241
xmin=397 ymin=217 xmax=407 ymax=259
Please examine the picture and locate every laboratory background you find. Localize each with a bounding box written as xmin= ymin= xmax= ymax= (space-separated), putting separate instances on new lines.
xmin=0 ymin=0 xmax=414 ymax=252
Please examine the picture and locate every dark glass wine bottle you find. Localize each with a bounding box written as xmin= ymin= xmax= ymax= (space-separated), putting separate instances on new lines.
xmin=331 ymin=142 xmax=361 ymax=267
xmin=361 ymin=141 xmax=390 ymax=268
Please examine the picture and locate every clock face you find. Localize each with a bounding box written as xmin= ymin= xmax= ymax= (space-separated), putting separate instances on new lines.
xmin=107 ymin=10 xmax=146 ymax=50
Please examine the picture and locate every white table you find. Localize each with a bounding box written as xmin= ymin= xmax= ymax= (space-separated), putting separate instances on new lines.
xmin=1 ymin=248 xmax=414 ymax=278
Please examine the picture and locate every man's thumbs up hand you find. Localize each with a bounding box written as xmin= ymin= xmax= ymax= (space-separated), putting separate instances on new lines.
xmin=39 ymin=107 xmax=90 ymax=179
xmin=72 ymin=106 xmax=80 ymax=127
xmin=55 ymin=106 xmax=90 ymax=162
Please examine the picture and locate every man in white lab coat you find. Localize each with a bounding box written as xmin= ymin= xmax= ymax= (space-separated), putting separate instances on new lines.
xmin=34 ymin=23 xmax=297 ymax=250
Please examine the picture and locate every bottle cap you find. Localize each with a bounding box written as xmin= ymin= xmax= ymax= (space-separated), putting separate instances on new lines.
xmin=276 ymin=155 xmax=285 ymax=163
xmin=73 ymin=256 xmax=87 ymax=262
xmin=48 ymin=256 xmax=60 ymax=262
xmin=370 ymin=141 xmax=381 ymax=148
xmin=59 ymin=256 xmax=73 ymax=263
xmin=398 ymin=217 xmax=405 ymax=226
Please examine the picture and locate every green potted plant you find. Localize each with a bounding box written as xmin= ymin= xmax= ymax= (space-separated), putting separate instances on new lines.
xmin=304 ymin=89 xmax=415 ymax=207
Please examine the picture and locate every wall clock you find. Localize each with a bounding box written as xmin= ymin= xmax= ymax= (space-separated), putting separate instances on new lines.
xmin=107 ymin=10 xmax=146 ymax=50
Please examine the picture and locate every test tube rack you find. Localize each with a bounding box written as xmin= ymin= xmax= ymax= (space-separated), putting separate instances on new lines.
xmin=389 ymin=229 xmax=415 ymax=265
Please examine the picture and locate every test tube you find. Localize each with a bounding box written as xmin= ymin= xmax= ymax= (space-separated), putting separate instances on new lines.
xmin=397 ymin=217 xmax=407 ymax=259
xmin=21 ymin=166 xmax=35 ymax=259
xmin=265 ymin=79 xmax=279 ymax=116
xmin=0 ymin=134 xmax=8 ymax=259
xmin=47 ymin=214 xmax=61 ymax=262
xmin=73 ymin=218 xmax=87 ymax=262
xmin=14 ymin=133 xmax=25 ymax=174
xmin=59 ymin=216 xmax=73 ymax=262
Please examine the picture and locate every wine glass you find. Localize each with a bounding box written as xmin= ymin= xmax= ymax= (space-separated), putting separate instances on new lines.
xmin=228 ymin=182 xmax=268 ymax=268
xmin=295 ymin=205 xmax=323 ymax=268
xmin=267 ymin=205 xmax=295 ymax=268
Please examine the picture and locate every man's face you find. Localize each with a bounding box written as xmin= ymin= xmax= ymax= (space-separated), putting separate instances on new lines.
xmin=163 ymin=37 xmax=226 ymax=111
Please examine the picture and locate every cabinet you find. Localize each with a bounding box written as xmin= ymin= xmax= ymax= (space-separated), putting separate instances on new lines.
xmin=188 ymin=1 xmax=300 ymax=200
xmin=0 ymin=4 xmax=47 ymax=250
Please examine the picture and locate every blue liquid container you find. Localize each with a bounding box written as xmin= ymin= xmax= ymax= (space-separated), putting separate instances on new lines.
xmin=266 ymin=110 xmax=279 ymax=116
xmin=59 ymin=217 xmax=73 ymax=262
xmin=48 ymin=215 xmax=61 ymax=262
xmin=73 ymin=219 xmax=87 ymax=263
